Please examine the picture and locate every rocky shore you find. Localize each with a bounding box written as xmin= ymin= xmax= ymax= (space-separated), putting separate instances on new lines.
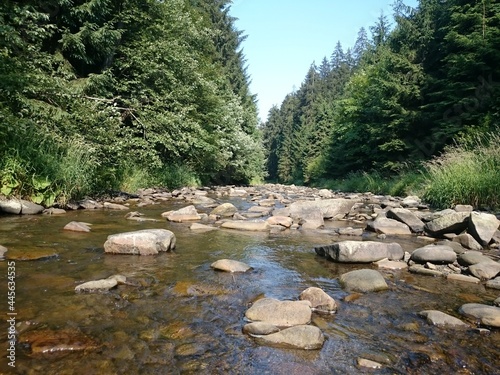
xmin=1 ymin=184 xmax=499 ymax=368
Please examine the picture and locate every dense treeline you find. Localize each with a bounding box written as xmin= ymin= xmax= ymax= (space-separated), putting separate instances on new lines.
xmin=262 ymin=0 xmax=500 ymax=186
xmin=0 ymin=0 xmax=264 ymax=205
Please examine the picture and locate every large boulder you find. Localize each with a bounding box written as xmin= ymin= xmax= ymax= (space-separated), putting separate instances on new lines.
xmin=459 ymin=303 xmax=500 ymax=328
xmin=210 ymin=203 xmax=238 ymax=217
xmin=367 ymin=216 xmax=412 ymax=236
xmin=457 ymin=251 xmax=496 ymax=266
xmin=409 ymin=245 xmax=457 ymax=264
xmin=424 ymin=212 xmax=469 ymax=236
xmin=468 ymin=212 xmax=500 ymax=246
xmin=468 ymin=262 xmax=500 ymax=280
xmin=0 ymin=199 xmax=44 ymax=215
xmin=386 ymin=208 xmax=425 ymax=233
xmin=221 ymin=220 xmax=270 ymax=231
xmin=418 ymin=310 xmax=468 ymax=328
xmin=315 ymin=241 xmax=404 ymax=263
xmin=289 ymin=199 xmax=357 ymax=221
xmin=299 ymin=287 xmax=337 ymax=313
xmin=339 ymin=269 xmax=388 ymax=292
xmin=253 ymin=325 xmax=325 ymax=350
xmin=245 ymin=298 xmax=312 ymax=327
xmin=162 ymin=205 xmax=201 ymax=222
xmin=210 ymin=259 xmax=252 ymax=273
xmin=104 ymin=229 xmax=176 ymax=255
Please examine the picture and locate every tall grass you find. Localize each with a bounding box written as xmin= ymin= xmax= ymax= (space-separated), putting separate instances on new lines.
xmin=422 ymin=133 xmax=500 ymax=209
xmin=119 ymin=163 xmax=200 ymax=193
xmin=322 ymin=169 xmax=425 ymax=197
xmin=0 ymin=123 xmax=100 ymax=206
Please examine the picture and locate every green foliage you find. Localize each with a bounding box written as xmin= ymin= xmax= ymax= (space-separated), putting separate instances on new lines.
xmin=322 ymin=169 xmax=424 ymax=197
xmin=0 ymin=0 xmax=264 ymax=205
xmin=422 ymin=132 xmax=500 ymax=209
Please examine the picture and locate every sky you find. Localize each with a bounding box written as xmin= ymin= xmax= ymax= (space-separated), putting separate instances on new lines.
xmin=229 ymin=0 xmax=419 ymax=122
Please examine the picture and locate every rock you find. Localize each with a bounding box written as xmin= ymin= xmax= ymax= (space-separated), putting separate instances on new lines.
xmin=0 ymin=199 xmax=44 ymax=215
xmin=43 ymin=208 xmax=66 ymax=215
xmin=436 ymin=240 xmax=467 ymax=254
xmin=451 ymin=234 xmax=483 ymax=251
xmin=190 ymin=223 xmax=218 ymax=231
xmin=409 ymin=265 xmax=444 ymax=277
xmin=409 ymin=245 xmax=457 ymax=264
xmin=210 ymin=259 xmax=252 ymax=273
xmin=125 ymin=211 xmax=160 ymax=222
xmin=245 ymin=298 xmax=312 ymax=327
xmin=459 ymin=303 xmax=500 ymax=328
xmin=266 ymin=216 xmax=293 ymax=228
xmin=19 ymin=328 xmax=99 ymax=357
xmin=0 ymin=245 xmax=8 ymax=258
xmin=418 ymin=310 xmax=469 ymax=328
xmin=210 ymin=203 xmax=238 ymax=217
xmin=447 ymin=274 xmax=480 ymax=284
xmin=457 ymin=251 xmax=496 ymax=266
xmin=299 ymin=287 xmax=337 ymax=313
xmin=104 ymin=229 xmax=176 ymax=255
xmin=289 ymin=199 xmax=357 ymax=221
xmin=103 ymin=202 xmax=129 ymax=210
xmin=6 ymin=247 xmax=58 ymax=261
xmin=253 ymin=325 xmax=325 ymax=350
xmin=468 ymin=262 xmax=500 ymax=280
xmin=454 ymin=204 xmax=474 ymax=212
xmin=494 ymin=297 xmax=500 ymax=307
xmin=367 ymin=216 xmax=412 ymax=235
xmin=318 ymin=189 xmax=334 ymax=198
xmin=339 ymin=269 xmax=388 ymax=293
xmin=424 ymin=212 xmax=470 ymax=236
xmin=163 ymin=205 xmax=201 ymax=222
xmin=248 ymin=206 xmax=273 ymax=214
xmin=357 ymin=358 xmax=383 ymax=369
xmin=221 ymin=220 xmax=270 ymax=231
xmin=486 ymin=278 xmax=500 ymax=290
xmin=402 ymin=196 xmax=421 ymax=208
xmin=299 ymin=210 xmax=325 ymax=230
xmin=78 ymin=199 xmax=103 ymax=209
xmin=375 ymin=259 xmax=408 ymax=270
xmin=258 ymin=199 xmax=276 ymax=207
xmin=75 ymin=275 xmax=126 ymax=292
xmin=315 ymin=241 xmax=404 ymax=263
xmin=387 ymin=208 xmax=425 ymax=233
xmin=337 ymin=227 xmax=364 ymax=236
xmin=468 ymin=212 xmax=500 ymax=246
xmin=229 ymin=188 xmax=247 ymax=197
xmin=63 ymin=221 xmax=91 ymax=232
xmin=242 ymin=322 xmax=280 ymax=336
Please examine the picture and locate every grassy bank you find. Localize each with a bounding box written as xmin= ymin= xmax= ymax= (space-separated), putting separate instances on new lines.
xmin=322 ymin=133 xmax=500 ymax=210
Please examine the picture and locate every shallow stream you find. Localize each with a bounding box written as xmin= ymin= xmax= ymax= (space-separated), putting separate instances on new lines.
xmin=0 ymin=196 xmax=499 ymax=374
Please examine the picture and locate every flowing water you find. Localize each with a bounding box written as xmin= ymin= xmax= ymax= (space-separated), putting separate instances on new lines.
xmin=0 ymin=197 xmax=499 ymax=374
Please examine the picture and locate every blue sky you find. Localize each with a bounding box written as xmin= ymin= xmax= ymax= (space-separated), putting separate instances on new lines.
xmin=229 ymin=0 xmax=419 ymax=122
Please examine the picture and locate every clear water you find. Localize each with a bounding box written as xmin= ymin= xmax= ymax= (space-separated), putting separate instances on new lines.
xmin=0 ymin=197 xmax=498 ymax=374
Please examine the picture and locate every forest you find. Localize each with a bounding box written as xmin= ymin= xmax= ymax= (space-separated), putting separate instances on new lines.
xmin=1 ymin=0 xmax=499 ymax=209
xmin=0 ymin=0 xmax=264 ymax=206
xmin=262 ymin=0 xmax=499 ymax=208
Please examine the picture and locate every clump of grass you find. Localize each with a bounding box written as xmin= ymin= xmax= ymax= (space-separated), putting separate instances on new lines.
xmin=422 ymin=132 xmax=500 ymax=209
xmin=322 ymin=169 xmax=424 ymax=197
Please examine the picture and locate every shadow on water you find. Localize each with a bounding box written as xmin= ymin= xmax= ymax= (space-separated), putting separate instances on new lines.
xmin=0 ymin=198 xmax=498 ymax=374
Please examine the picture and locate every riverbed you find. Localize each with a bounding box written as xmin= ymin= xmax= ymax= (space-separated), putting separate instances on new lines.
xmin=0 ymin=194 xmax=499 ymax=374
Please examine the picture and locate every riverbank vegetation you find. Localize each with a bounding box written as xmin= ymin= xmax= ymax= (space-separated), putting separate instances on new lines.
xmin=1 ymin=1 xmax=499 ymax=209
xmin=0 ymin=0 xmax=265 ymax=205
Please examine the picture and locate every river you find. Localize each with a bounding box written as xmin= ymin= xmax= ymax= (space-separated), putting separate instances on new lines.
xmin=0 ymin=194 xmax=499 ymax=374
